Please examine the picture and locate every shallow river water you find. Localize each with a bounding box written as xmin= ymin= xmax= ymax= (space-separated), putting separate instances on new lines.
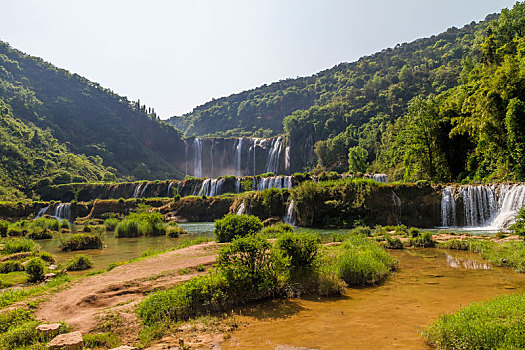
xmin=222 ymin=249 xmax=525 ymax=350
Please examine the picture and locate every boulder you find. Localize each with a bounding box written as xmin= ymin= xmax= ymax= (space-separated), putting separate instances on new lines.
xmin=47 ymin=331 xmax=83 ymax=350
xmin=36 ymin=323 xmax=61 ymax=337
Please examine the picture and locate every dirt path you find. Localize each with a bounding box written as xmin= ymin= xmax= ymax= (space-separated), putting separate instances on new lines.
xmin=35 ymin=242 xmax=220 ymax=333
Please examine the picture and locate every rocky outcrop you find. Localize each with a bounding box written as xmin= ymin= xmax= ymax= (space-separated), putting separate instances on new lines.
xmin=47 ymin=331 xmax=83 ymax=350
xmin=36 ymin=323 xmax=61 ymax=338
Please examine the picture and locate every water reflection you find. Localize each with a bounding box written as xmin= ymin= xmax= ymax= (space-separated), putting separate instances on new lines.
xmin=445 ymin=253 xmax=491 ymax=270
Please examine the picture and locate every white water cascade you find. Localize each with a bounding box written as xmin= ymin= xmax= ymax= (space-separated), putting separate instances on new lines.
xmin=235 ymin=178 xmax=241 ymax=193
xmin=440 ymin=184 xmax=525 ymax=229
xmin=198 ymin=178 xmax=225 ymax=197
xmin=284 ymin=200 xmax=296 ymax=226
xmin=54 ymin=203 xmax=71 ymax=221
xmin=184 ymin=140 xmax=188 ymax=175
xmin=167 ymin=182 xmax=173 ymax=197
xmin=193 ymin=138 xmax=203 ymax=178
xmin=253 ymin=176 xmax=293 ymax=191
xmin=133 ymin=183 xmax=142 ymax=198
xmin=285 ymin=146 xmax=291 ymax=173
xmin=265 ymin=137 xmax=283 ymax=173
xmin=140 ymin=183 xmax=149 ymax=198
xmin=441 ymin=186 xmax=456 ymax=227
xmin=236 ymin=202 xmax=246 ymax=215
xmin=35 ymin=206 xmax=49 ymax=219
xmin=235 ymin=138 xmax=243 ymax=176
xmin=373 ymin=174 xmax=388 ymax=183
xmin=253 ymin=138 xmax=257 ymax=176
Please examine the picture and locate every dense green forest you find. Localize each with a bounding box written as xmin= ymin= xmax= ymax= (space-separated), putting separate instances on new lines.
xmin=0 ymin=40 xmax=185 ymax=194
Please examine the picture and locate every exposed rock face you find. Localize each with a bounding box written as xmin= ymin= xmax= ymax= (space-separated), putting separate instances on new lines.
xmin=36 ymin=323 xmax=61 ymax=338
xmin=47 ymin=331 xmax=83 ymax=350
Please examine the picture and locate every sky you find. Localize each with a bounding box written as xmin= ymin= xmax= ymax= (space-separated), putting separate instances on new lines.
xmin=0 ymin=0 xmax=516 ymax=119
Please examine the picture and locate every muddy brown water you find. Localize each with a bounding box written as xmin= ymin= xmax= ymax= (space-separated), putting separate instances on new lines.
xmin=222 ymin=249 xmax=525 ymax=350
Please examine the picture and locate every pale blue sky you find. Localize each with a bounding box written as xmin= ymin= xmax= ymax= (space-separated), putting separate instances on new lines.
xmin=0 ymin=0 xmax=516 ymax=118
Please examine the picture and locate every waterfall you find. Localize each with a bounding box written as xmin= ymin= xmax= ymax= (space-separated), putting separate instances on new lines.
xmin=236 ymin=202 xmax=246 ymax=215
xmin=253 ymin=176 xmax=293 ymax=191
xmin=253 ymin=138 xmax=257 ymax=175
xmin=54 ymin=203 xmax=71 ymax=221
xmin=235 ymin=178 xmax=241 ymax=193
xmin=459 ymin=185 xmax=498 ymax=227
xmin=441 ymin=186 xmax=457 ymax=227
xmin=284 ymin=200 xmax=296 ymax=226
xmin=198 ymin=178 xmax=225 ymax=197
xmin=486 ymin=184 xmax=525 ymax=229
xmin=167 ymin=182 xmax=173 ymax=197
xmin=235 ymin=137 xmax=243 ymax=176
xmin=285 ymin=145 xmax=291 ymax=173
xmin=210 ymin=142 xmax=214 ymax=175
xmin=133 ymin=183 xmax=142 ymax=198
xmin=392 ymin=191 xmax=402 ymax=225
xmin=373 ymin=174 xmax=388 ymax=183
xmin=184 ymin=140 xmax=188 ymax=175
xmin=35 ymin=206 xmax=49 ymax=219
xmin=140 ymin=183 xmax=148 ymax=198
xmin=193 ymin=138 xmax=202 ymax=178
xmin=265 ymin=137 xmax=283 ymax=173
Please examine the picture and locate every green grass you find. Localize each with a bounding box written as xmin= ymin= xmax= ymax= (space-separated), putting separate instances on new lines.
xmin=0 ymin=271 xmax=28 ymax=288
xmin=83 ymin=332 xmax=121 ymax=349
xmin=2 ymin=239 xmax=39 ymax=254
xmin=424 ymin=292 xmax=525 ymax=349
xmin=64 ymin=254 xmax=93 ymax=271
xmin=0 ymin=275 xmax=71 ymax=308
xmin=59 ymin=233 xmax=103 ymax=251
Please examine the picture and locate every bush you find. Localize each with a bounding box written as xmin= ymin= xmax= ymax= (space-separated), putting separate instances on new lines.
xmin=0 ymin=220 xmax=8 ymax=237
xmin=38 ymin=251 xmax=55 ymax=263
xmin=104 ymin=218 xmax=119 ymax=231
xmin=275 ymin=231 xmax=320 ymax=271
xmin=510 ymin=206 xmax=525 ymax=239
xmin=6 ymin=227 xmax=24 ymax=237
xmin=335 ymin=235 xmax=396 ymax=286
xmin=214 ymin=214 xmax=263 ymax=242
xmin=116 ymin=218 xmax=142 ymax=238
xmin=0 ymin=309 xmax=33 ymax=333
xmin=26 ymin=228 xmax=53 ymax=240
xmin=60 ymin=219 xmax=70 ymax=230
xmin=408 ymin=231 xmax=435 ymax=247
xmin=60 ymin=234 xmax=103 ymax=251
xmin=166 ymin=225 xmax=186 ymax=238
xmin=25 ymin=258 xmax=45 ymax=282
xmin=261 ymin=223 xmax=292 ymax=238
xmin=65 ymin=254 xmax=93 ymax=271
xmin=384 ymin=235 xmax=404 ymax=249
xmin=424 ymin=293 xmax=525 ymax=349
xmin=0 ymin=261 xmax=24 ymax=274
xmin=408 ymin=227 xmax=420 ymax=238
xmin=3 ymin=239 xmax=39 ymax=254
xmin=349 ymin=226 xmax=372 ymax=236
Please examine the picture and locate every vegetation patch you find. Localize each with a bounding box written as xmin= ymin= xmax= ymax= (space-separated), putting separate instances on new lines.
xmin=65 ymin=254 xmax=93 ymax=271
xmin=60 ymin=233 xmax=103 ymax=251
xmin=214 ymin=214 xmax=263 ymax=242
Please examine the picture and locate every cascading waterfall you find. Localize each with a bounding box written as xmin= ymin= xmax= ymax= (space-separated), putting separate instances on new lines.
xmin=54 ymin=203 xmax=71 ymax=221
xmin=440 ymin=184 xmax=525 ymax=229
xmin=253 ymin=138 xmax=257 ymax=176
xmin=284 ymin=200 xmax=296 ymax=226
xmin=486 ymin=184 xmax=525 ymax=229
xmin=184 ymin=140 xmax=188 ymax=175
xmin=236 ymin=202 xmax=246 ymax=215
xmin=210 ymin=142 xmax=214 ymax=175
xmin=391 ymin=191 xmax=402 ymax=225
xmin=167 ymin=182 xmax=173 ymax=197
xmin=140 ymin=183 xmax=149 ymax=198
xmin=198 ymin=178 xmax=225 ymax=197
xmin=235 ymin=137 xmax=243 ymax=176
xmin=193 ymin=138 xmax=202 ymax=178
xmin=285 ymin=145 xmax=291 ymax=173
xmin=235 ymin=178 xmax=241 ymax=193
xmin=460 ymin=185 xmax=498 ymax=227
xmin=373 ymin=174 xmax=388 ymax=183
xmin=35 ymin=206 xmax=49 ymax=219
xmin=133 ymin=183 xmax=142 ymax=198
xmin=253 ymin=176 xmax=292 ymax=191
xmin=265 ymin=137 xmax=283 ymax=173
xmin=441 ymin=186 xmax=456 ymax=227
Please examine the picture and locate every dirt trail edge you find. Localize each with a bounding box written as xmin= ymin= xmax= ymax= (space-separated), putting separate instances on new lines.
xmin=35 ymin=242 xmax=220 ymax=333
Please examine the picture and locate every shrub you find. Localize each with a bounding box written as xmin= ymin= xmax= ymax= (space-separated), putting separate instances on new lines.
xmin=3 ymin=239 xmax=39 ymax=254
xmin=104 ymin=218 xmax=119 ymax=231
xmin=0 ymin=320 xmax=41 ymax=348
xmin=0 ymin=261 xmax=24 ymax=274
xmin=350 ymin=226 xmax=372 ymax=236
xmin=275 ymin=231 xmax=320 ymax=271
xmin=384 ymin=235 xmax=404 ymax=249
xmin=214 ymin=214 xmax=263 ymax=242
xmin=510 ymin=206 xmax=525 ymax=239
xmin=7 ymin=227 xmax=24 ymax=237
xmin=166 ymin=225 xmax=186 ymax=238
xmin=0 ymin=309 xmax=33 ymax=333
xmin=60 ymin=219 xmax=70 ymax=230
xmin=335 ymin=235 xmax=396 ymax=286
xmin=116 ymin=218 xmax=142 ymax=238
xmin=48 ymin=219 xmax=60 ymax=231
xmin=26 ymin=228 xmax=53 ymax=240
xmin=25 ymin=258 xmax=45 ymax=283
xmin=38 ymin=251 xmax=55 ymax=263
xmin=424 ymin=293 xmax=525 ymax=349
xmin=0 ymin=220 xmax=8 ymax=237
xmin=261 ymin=223 xmax=292 ymax=238
xmin=60 ymin=234 xmax=103 ymax=251
xmin=65 ymin=254 xmax=93 ymax=271
xmin=408 ymin=231 xmax=435 ymax=247
xmin=408 ymin=227 xmax=420 ymax=238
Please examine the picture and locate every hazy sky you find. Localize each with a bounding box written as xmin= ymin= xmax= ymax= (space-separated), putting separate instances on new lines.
xmin=0 ymin=0 xmax=516 ymax=118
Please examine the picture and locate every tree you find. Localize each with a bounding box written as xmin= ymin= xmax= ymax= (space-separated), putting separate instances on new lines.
xmin=506 ymin=98 xmax=525 ymax=179
xmin=348 ymin=146 xmax=368 ymax=173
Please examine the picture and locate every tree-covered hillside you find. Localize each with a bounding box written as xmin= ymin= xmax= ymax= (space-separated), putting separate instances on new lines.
xmin=169 ymin=15 xmax=495 ymax=140
xmin=0 ymin=41 xmax=186 ymax=185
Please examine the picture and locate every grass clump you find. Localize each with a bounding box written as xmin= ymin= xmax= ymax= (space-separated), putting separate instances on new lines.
xmin=60 ymin=233 xmax=103 ymax=251
xmin=25 ymin=258 xmax=45 ymax=283
xmin=407 ymin=231 xmax=435 ymax=247
xmin=166 ymin=223 xmax=187 ymax=238
xmin=3 ymin=238 xmax=39 ymax=254
xmin=0 ymin=260 xmax=24 ymax=274
xmin=104 ymin=218 xmax=119 ymax=231
xmin=424 ymin=292 xmax=525 ymax=349
xmin=335 ymin=235 xmax=397 ymax=286
xmin=83 ymin=332 xmax=120 ymax=349
xmin=116 ymin=212 xmax=166 ymax=238
xmin=214 ymin=214 xmax=263 ymax=242
xmin=65 ymin=254 xmax=93 ymax=271
xmin=26 ymin=228 xmax=53 ymax=240
xmin=384 ymin=235 xmax=404 ymax=249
